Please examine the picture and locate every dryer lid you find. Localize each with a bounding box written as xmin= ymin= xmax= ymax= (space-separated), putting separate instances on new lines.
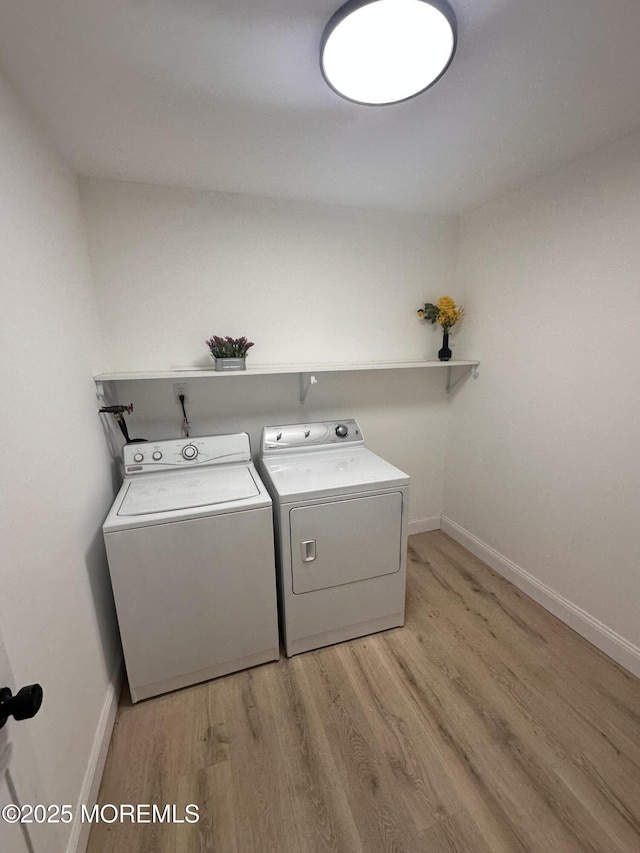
xmin=118 ymin=465 xmax=260 ymax=516
xmin=260 ymin=447 xmax=409 ymax=502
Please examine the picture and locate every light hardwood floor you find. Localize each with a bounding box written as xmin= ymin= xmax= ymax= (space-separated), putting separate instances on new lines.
xmin=88 ymin=531 xmax=640 ymax=852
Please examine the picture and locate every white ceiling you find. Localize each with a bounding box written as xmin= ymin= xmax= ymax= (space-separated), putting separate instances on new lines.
xmin=1 ymin=0 xmax=640 ymax=214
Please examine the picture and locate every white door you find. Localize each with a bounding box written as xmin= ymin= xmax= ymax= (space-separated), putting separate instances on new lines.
xmin=289 ymin=492 xmax=403 ymax=594
xmin=0 ymin=624 xmax=53 ymax=853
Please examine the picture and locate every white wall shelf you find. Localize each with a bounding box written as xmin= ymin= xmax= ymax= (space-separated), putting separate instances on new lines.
xmin=94 ymin=359 xmax=480 ymax=403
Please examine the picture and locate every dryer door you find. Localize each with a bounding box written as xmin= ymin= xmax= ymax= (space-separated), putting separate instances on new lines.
xmin=289 ymin=492 xmax=403 ymax=594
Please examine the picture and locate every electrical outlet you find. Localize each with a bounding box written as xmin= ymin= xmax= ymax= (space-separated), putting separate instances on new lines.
xmin=174 ymin=383 xmax=188 ymax=405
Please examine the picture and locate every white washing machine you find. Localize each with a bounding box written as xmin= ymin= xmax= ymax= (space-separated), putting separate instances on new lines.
xmin=103 ymin=433 xmax=279 ymax=702
xmin=258 ymin=419 xmax=409 ymax=656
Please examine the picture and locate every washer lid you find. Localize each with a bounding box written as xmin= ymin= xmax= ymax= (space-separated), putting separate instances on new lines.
xmin=118 ymin=465 xmax=260 ymax=516
xmin=260 ymin=447 xmax=409 ymax=502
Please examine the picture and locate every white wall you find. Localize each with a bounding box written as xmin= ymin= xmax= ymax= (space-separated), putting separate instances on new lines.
xmin=80 ymin=179 xmax=459 ymax=368
xmin=80 ymin=179 xmax=461 ymax=528
xmin=0 ymin=70 xmax=120 ymax=849
xmin=445 ymin=130 xmax=640 ymax=672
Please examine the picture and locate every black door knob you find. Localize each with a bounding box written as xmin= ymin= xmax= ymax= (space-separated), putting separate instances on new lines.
xmin=0 ymin=684 xmax=43 ymax=730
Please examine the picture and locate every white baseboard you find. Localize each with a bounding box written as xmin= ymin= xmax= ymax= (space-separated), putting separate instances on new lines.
xmin=408 ymin=515 xmax=441 ymax=536
xmin=441 ymin=516 xmax=640 ymax=679
xmin=66 ymin=655 xmax=124 ymax=853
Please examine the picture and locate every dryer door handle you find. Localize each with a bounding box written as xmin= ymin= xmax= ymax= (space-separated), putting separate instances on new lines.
xmin=300 ymin=540 xmax=316 ymax=563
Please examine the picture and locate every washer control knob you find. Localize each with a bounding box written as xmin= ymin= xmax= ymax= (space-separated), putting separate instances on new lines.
xmin=133 ymin=452 xmax=144 ymax=463
xmin=152 ymin=451 xmax=163 ymax=461
xmin=335 ymin=424 xmax=349 ymax=438
xmin=182 ymin=444 xmax=198 ymax=460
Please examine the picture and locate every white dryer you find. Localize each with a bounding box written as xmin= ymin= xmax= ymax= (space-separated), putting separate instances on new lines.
xmin=258 ymin=419 xmax=409 ymax=656
xmin=103 ymin=433 xmax=279 ymax=702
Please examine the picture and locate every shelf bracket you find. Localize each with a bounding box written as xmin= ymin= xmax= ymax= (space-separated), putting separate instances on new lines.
xmin=446 ymin=363 xmax=480 ymax=393
xmin=299 ymin=372 xmax=317 ymax=404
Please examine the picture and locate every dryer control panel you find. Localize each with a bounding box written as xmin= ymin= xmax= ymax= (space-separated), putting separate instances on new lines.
xmin=261 ymin=419 xmax=364 ymax=454
xmin=123 ymin=432 xmax=251 ymax=475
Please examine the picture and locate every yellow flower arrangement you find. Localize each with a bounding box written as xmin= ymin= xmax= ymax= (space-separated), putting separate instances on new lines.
xmin=417 ymin=295 xmax=464 ymax=332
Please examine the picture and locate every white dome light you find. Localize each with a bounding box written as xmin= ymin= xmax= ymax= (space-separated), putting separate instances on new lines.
xmin=321 ymin=0 xmax=457 ymax=105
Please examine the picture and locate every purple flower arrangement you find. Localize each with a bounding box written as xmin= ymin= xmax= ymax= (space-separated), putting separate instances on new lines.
xmin=205 ymin=335 xmax=255 ymax=359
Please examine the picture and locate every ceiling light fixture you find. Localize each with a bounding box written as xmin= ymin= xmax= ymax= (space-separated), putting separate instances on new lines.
xmin=320 ymin=0 xmax=457 ymax=106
